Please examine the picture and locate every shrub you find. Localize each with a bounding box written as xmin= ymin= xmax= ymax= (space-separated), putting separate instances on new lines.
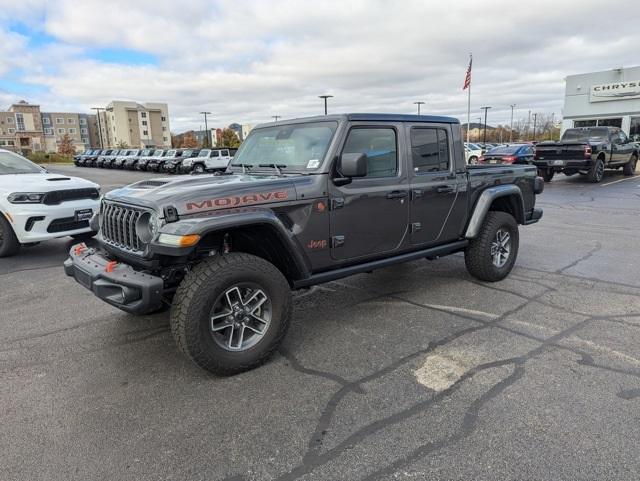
xmin=27 ymin=152 xmax=74 ymax=164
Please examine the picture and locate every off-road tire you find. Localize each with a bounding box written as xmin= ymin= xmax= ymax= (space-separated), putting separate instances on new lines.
xmin=0 ymin=214 xmax=20 ymax=257
xmin=587 ymin=157 xmax=605 ymax=183
xmin=623 ymin=154 xmax=638 ymax=176
xmin=538 ymin=169 xmax=554 ymax=182
xmin=193 ymin=163 xmax=205 ymax=174
xmin=465 ymin=211 xmax=519 ymax=282
xmin=170 ymin=252 xmax=292 ymax=375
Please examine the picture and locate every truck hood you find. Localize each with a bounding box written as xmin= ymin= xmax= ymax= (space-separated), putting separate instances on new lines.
xmin=104 ymin=172 xmax=301 ymax=216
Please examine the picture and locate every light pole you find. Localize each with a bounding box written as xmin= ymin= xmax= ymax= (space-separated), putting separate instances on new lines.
xmin=200 ymin=111 xmax=212 ymax=147
xmin=319 ymin=95 xmax=333 ymax=115
xmin=92 ymin=107 xmax=104 ymax=148
xmin=414 ymin=101 xmax=425 ymax=115
xmin=272 ymin=115 xmax=281 ymax=122
xmin=509 ymin=104 xmax=516 ymax=143
xmin=480 ymin=106 xmax=492 ymax=146
xmin=532 ymin=113 xmax=538 ymax=142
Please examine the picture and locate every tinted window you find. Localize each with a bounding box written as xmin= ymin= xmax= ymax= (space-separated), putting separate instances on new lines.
xmin=487 ymin=145 xmax=520 ymax=155
xmin=411 ymin=128 xmax=449 ymax=173
xmin=222 ymin=150 xmax=229 ymax=156
xmin=211 ymin=150 xmax=220 ymax=157
xmin=562 ymin=128 xmax=609 ymax=142
xmin=342 ymin=128 xmax=397 ymax=178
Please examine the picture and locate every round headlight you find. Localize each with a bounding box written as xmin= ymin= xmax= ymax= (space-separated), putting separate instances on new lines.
xmin=136 ymin=212 xmax=159 ymax=244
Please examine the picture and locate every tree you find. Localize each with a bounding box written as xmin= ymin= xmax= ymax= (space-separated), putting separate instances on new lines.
xmin=220 ymin=128 xmax=241 ymax=148
xmin=171 ymin=133 xmax=182 ymax=149
xmin=116 ymin=140 xmax=129 ymax=149
xmin=182 ymin=131 xmax=198 ymax=148
xmin=57 ymin=134 xmax=75 ymax=157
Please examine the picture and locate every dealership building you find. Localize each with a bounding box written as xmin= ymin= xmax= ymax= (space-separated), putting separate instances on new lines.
xmin=562 ymin=66 xmax=640 ymax=141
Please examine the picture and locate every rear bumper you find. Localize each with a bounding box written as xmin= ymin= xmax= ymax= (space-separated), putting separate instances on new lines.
xmin=64 ymin=245 xmax=164 ymax=314
xmin=533 ymin=159 xmax=593 ymax=171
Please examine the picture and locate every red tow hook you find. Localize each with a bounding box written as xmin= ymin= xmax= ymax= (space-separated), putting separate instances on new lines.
xmin=73 ymin=243 xmax=87 ymax=255
xmin=105 ymin=261 xmax=118 ymax=273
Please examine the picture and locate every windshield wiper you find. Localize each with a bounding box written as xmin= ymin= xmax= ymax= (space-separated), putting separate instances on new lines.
xmin=231 ymin=163 xmax=254 ymax=174
xmin=258 ymin=163 xmax=287 ymax=175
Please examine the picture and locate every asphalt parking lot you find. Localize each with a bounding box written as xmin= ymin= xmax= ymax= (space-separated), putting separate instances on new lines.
xmin=2 ymin=165 xmax=640 ymax=481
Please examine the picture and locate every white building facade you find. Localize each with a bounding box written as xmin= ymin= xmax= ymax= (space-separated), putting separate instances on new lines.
xmin=563 ymin=66 xmax=640 ymax=141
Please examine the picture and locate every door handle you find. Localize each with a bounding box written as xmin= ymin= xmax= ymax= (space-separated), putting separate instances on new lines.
xmin=386 ymin=191 xmax=408 ymax=200
xmin=436 ymin=185 xmax=454 ymax=194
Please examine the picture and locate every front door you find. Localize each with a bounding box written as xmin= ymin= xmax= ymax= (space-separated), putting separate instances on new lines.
xmin=406 ymin=125 xmax=463 ymax=245
xmin=329 ymin=124 xmax=409 ymax=261
xmin=611 ymin=129 xmax=634 ymax=164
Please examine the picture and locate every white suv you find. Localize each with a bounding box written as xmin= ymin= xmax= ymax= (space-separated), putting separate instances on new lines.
xmin=0 ymin=149 xmax=100 ymax=257
xmin=180 ymin=148 xmax=236 ymax=174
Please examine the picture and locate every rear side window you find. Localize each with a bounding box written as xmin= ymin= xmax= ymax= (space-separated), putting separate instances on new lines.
xmin=411 ymin=128 xmax=450 ymax=173
xmin=342 ymin=127 xmax=397 ymax=178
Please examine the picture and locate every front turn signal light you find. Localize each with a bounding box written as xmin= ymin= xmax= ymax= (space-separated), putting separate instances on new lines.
xmin=157 ymin=233 xmax=200 ymax=247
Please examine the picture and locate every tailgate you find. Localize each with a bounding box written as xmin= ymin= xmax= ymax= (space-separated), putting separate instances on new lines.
xmin=535 ymin=143 xmax=587 ymax=160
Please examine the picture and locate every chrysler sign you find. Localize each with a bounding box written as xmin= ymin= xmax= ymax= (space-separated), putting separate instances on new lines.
xmin=590 ymin=80 xmax=640 ymax=102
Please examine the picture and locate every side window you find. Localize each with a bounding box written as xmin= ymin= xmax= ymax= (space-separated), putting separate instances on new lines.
xmin=342 ymin=127 xmax=397 ymax=178
xmin=618 ymin=131 xmax=628 ymax=144
xmin=222 ymin=150 xmax=229 ymax=156
xmin=212 ymin=150 xmax=220 ymax=157
xmin=411 ymin=127 xmax=450 ymax=173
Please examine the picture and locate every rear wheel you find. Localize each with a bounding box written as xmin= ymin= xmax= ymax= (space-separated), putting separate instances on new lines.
xmin=538 ymin=169 xmax=554 ymax=182
xmin=0 ymin=214 xmax=20 ymax=258
xmin=170 ymin=253 xmax=292 ymax=375
xmin=623 ymin=154 xmax=638 ymax=176
xmin=587 ymin=157 xmax=605 ymax=183
xmin=465 ymin=211 xmax=519 ymax=282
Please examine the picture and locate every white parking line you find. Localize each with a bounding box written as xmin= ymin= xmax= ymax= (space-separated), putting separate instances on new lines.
xmin=600 ymin=175 xmax=638 ymax=187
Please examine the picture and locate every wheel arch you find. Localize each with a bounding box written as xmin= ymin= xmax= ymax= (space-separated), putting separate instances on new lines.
xmin=465 ymin=185 xmax=525 ymax=239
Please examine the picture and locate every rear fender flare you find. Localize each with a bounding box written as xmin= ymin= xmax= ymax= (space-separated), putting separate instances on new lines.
xmin=465 ymin=185 xmax=525 ymax=239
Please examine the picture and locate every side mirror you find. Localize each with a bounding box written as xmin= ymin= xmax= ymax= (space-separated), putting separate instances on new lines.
xmin=339 ymin=152 xmax=368 ymax=178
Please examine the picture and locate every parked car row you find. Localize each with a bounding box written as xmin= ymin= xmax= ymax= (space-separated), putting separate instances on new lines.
xmin=73 ymin=147 xmax=238 ymax=174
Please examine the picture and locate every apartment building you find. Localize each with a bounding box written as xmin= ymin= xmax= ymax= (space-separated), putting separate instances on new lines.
xmin=99 ymin=100 xmax=171 ymax=148
xmin=0 ymin=101 xmax=45 ymax=153
xmin=42 ymin=112 xmax=86 ymax=152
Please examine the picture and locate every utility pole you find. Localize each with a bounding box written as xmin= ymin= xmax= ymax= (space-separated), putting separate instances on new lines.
xmin=318 ymin=95 xmax=333 ymax=115
xmin=200 ymin=111 xmax=212 ymax=147
xmin=91 ymin=107 xmax=104 ymax=148
xmin=509 ymin=104 xmax=516 ymax=143
xmin=480 ymin=106 xmax=491 ymax=146
xmin=550 ymin=112 xmax=555 ymax=140
xmin=272 ymin=115 xmax=281 ymax=122
xmin=532 ymin=113 xmax=538 ymax=142
xmin=414 ymin=101 xmax=425 ymax=115
xmin=526 ymin=110 xmax=531 ymax=140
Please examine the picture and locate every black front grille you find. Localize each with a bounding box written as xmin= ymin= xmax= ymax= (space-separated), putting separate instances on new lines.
xmin=47 ymin=217 xmax=90 ymax=233
xmin=42 ymin=188 xmax=100 ymax=205
xmin=100 ymin=202 xmax=145 ymax=251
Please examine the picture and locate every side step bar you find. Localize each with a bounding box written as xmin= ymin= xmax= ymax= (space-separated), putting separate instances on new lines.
xmin=293 ymin=240 xmax=469 ymax=289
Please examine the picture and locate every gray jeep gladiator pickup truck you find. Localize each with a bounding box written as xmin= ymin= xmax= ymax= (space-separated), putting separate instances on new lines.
xmin=65 ymin=114 xmax=544 ymax=375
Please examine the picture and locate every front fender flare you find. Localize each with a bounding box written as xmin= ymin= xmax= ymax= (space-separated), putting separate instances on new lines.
xmin=465 ymin=185 xmax=524 ymax=239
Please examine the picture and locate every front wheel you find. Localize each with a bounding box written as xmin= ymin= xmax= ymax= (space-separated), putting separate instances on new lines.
xmin=0 ymin=214 xmax=20 ymax=257
xmin=465 ymin=211 xmax=519 ymax=282
xmin=193 ymin=164 xmax=205 ymax=174
xmin=170 ymin=253 xmax=292 ymax=375
xmin=623 ymin=155 xmax=638 ymax=176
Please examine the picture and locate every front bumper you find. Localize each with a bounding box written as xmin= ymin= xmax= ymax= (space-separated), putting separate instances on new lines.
xmin=9 ymin=199 xmax=99 ymax=243
xmin=525 ymin=207 xmax=543 ymax=225
xmin=64 ymin=245 xmax=164 ymax=314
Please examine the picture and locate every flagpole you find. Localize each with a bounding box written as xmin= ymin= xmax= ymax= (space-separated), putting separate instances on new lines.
xmin=466 ymin=54 xmax=471 ymax=145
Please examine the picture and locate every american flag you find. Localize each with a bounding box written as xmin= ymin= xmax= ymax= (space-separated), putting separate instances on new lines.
xmin=463 ymin=56 xmax=472 ymax=90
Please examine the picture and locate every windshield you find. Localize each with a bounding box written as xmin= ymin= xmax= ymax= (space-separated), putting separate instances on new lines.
xmin=181 ymin=150 xmax=194 ymax=157
xmin=0 ymin=151 xmax=43 ymax=175
xmin=198 ymin=149 xmax=210 ymax=157
xmin=561 ymin=128 xmax=609 ymax=143
xmin=141 ymin=149 xmax=152 ymax=155
xmin=165 ymin=150 xmax=176 ymax=157
xmin=233 ymin=121 xmax=338 ymax=171
xmin=153 ymin=150 xmax=164 ymax=157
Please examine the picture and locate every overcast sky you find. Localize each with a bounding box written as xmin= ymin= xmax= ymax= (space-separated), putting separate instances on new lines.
xmin=1 ymin=0 xmax=639 ymax=132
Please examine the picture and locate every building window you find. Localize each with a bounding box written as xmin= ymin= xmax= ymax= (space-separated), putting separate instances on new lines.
xmin=597 ymin=118 xmax=622 ymax=128
xmin=79 ymin=118 xmax=86 ymax=125
xmin=42 ymin=117 xmax=50 ymax=125
xmin=162 ymin=126 xmax=167 ymax=131
xmin=44 ymin=128 xmax=53 ymax=135
xmin=58 ymin=128 xmax=65 ymax=134
xmin=141 ymin=112 xmax=147 ymax=118
xmin=81 ymin=128 xmax=88 ymax=134
xmin=69 ymin=128 xmax=76 ymax=134
xmin=161 ymin=116 xmax=166 ymax=121
xmin=143 ymin=130 xmax=148 ymax=136
xmin=8 ymin=128 xmax=15 ymax=134
xmin=630 ymin=117 xmax=640 ymax=142
xmin=67 ymin=118 xmax=75 ymax=124
xmin=56 ymin=117 xmax=64 ymax=124
xmin=7 ymin=117 xmax=14 ymax=124
xmin=7 ymin=140 xmax=14 ymax=146
xmin=163 ymin=136 xmax=168 ymax=141
xmin=15 ymin=113 xmax=25 ymax=131
xmin=142 ymin=120 xmax=147 ymax=126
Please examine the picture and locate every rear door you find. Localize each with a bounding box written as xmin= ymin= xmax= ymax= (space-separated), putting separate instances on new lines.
xmin=329 ymin=123 xmax=409 ymax=260
xmin=406 ymin=124 xmax=464 ymax=245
